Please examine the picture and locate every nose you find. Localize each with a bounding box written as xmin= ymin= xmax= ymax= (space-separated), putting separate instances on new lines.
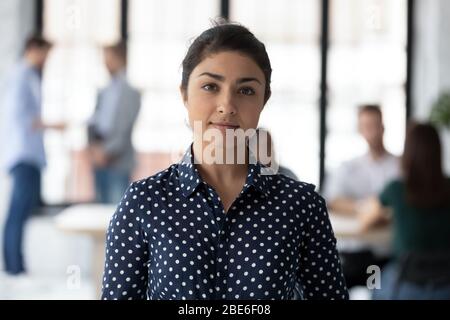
xmin=217 ymin=90 xmax=237 ymax=115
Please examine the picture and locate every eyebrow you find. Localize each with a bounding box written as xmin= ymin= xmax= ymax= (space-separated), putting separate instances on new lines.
xmin=198 ymin=72 xmax=262 ymax=85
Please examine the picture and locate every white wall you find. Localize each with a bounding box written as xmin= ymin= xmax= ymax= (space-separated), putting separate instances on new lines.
xmin=412 ymin=0 xmax=450 ymax=174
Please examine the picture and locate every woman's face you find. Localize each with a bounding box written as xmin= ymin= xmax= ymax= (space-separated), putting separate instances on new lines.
xmin=181 ymin=50 xmax=266 ymax=147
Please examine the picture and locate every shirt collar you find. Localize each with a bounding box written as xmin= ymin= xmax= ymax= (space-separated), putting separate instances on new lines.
xmin=176 ymin=144 xmax=271 ymax=198
xmin=363 ymin=151 xmax=394 ymax=164
xmin=176 ymin=145 xmax=203 ymax=197
xmin=109 ymin=69 xmax=126 ymax=86
xmin=244 ymin=151 xmax=271 ymax=197
xmin=21 ymin=59 xmax=41 ymax=78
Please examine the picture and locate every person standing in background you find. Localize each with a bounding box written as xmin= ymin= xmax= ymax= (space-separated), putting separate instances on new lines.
xmin=88 ymin=41 xmax=141 ymax=204
xmin=2 ymin=35 xmax=65 ymax=276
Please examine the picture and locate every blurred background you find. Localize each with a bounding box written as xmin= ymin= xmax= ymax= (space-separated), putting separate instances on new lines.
xmin=0 ymin=0 xmax=449 ymax=300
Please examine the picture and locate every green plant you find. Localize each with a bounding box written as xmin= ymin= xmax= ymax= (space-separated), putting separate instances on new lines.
xmin=430 ymin=92 xmax=450 ymax=129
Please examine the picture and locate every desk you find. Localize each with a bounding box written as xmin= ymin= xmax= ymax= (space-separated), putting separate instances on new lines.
xmin=54 ymin=204 xmax=115 ymax=298
xmin=329 ymin=213 xmax=392 ymax=254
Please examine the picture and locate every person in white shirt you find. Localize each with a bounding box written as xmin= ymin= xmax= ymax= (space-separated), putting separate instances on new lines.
xmin=323 ymin=104 xmax=400 ymax=288
xmin=325 ymin=105 xmax=400 ymax=215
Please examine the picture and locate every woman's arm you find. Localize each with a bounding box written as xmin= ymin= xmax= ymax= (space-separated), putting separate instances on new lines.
xmin=101 ymin=182 xmax=150 ymax=300
xmin=356 ymin=197 xmax=391 ymax=233
xmin=297 ymin=194 xmax=349 ymax=300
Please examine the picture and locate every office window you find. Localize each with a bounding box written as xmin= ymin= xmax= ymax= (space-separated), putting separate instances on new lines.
xmin=231 ymin=0 xmax=321 ymax=185
xmin=38 ymin=0 xmax=409 ymax=202
xmin=42 ymin=0 xmax=121 ymax=203
xmin=128 ymin=0 xmax=220 ymax=158
xmin=326 ymin=0 xmax=407 ymax=173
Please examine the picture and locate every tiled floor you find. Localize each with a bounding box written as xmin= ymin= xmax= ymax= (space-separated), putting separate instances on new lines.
xmin=0 ymin=273 xmax=96 ymax=300
xmin=0 ymin=179 xmax=98 ymax=300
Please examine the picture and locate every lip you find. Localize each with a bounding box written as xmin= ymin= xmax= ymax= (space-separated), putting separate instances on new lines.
xmin=210 ymin=122 xmax=240 ymax=130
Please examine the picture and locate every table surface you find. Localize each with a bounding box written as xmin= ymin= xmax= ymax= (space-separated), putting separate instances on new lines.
xmin=54 ymin=204 xmax=116 ymax=236
xmin=329 ymin=212 xmax=392 ymax=252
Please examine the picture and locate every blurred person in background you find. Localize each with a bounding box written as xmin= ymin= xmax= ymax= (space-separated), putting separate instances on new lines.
xmin=87 ymin=41 xmax=141 ymax=204
xmin=1 ymin=35 xmax=65 ymax=276
xmin=360 ymin=122 xmax=450 ymax=299
xmin=323 ymin=104 xmax=400 ymax=288
xmin=254 ymin=127 xmax=298 ymax=180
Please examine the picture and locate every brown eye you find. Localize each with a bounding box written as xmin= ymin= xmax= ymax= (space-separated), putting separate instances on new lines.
xmin=202 ymin=83 xmax=218 ymax=92
xmin=239 ymin=87 xmax=255 ymax=96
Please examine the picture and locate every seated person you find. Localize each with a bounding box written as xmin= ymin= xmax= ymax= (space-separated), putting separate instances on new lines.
xmin=323 ymin=104 xmax=400 ymax=288
xmin=360 ymin=122 xmax=450 ymax=300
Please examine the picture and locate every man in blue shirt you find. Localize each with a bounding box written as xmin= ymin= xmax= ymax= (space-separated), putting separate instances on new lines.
xmin=1 ymin=35 xmax=64 ymax=275
xmin=88 ymin=41 xmax=141 ymax=204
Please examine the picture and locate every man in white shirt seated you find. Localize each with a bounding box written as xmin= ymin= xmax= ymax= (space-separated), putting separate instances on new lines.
xmin=323 ymin=104 xmax=400 ymax=288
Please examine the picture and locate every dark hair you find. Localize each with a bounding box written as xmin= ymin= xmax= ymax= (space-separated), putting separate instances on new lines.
xmin=24 ymin=34 xmax=52 ymax=51
xmin=104 ymin=41 xmax=127 ymax=63
xmin=181 ymin=21 xmax=272 ymax=103
xmin=402 ymin=122 xmax=450 ymax=208
xmin=358 ymin=104 xmax=383 ymax=121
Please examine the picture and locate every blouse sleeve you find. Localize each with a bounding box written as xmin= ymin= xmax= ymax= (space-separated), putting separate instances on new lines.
xmin=101 ymin=182 xmax=150 ymax=300
xmin=296 ymin=193 xmax=349 ymax=300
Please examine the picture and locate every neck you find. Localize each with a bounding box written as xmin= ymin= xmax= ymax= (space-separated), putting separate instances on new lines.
xmin=192 ymin=140 xmax=248 ymax=185
xmin=111 ymin=67 xmax=125 ymax=77
xmin=369 ymin=144 xmax=387 ymax=160
xmin=24 ymin=56 xmax=40 ymax=70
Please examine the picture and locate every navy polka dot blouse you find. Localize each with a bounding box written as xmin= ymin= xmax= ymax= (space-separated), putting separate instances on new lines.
xmin=101 ymin=145 xmax=348 ymax=300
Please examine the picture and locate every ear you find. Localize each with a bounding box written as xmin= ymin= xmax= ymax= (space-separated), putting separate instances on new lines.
xmin=180 ymin=85 xmax=188 ymax=108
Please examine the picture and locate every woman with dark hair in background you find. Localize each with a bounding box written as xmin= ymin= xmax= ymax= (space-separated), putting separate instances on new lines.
xmin=360 ymin=122 xmax=450 ymax=299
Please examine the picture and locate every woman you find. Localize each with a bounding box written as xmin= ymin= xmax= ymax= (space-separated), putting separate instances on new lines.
xmin=359 ymin=122 xmax=450 ymax=299
xmin=101 ymin=22 xmax=348 ymax=300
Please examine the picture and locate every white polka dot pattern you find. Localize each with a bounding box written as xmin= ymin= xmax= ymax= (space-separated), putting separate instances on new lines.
xmin=101 ymin=145 xmax=348 ymax=300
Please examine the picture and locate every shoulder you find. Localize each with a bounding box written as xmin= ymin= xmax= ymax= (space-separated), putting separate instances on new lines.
xmin=383 ymin=179 xmax=403 ymax=193
xmin=9 ymin=64 xmax=32 ymax=88
xmin=384 ymin=153 xmax=401 ymax=170
xmin=379 ymin=179 xmax=404 ymax=206
xmin=331 ymin=156 xmax=362 ymax=176
xmin=270 ymin=172 xmax=316 ymax=190
xmin=270 ymin=175 xmax=331 ymax=228
xmin=129 ymin=164 xmax=178 ymax=197
xmin=277 ymin=165 xmax=298 ymax=180
xmin=113 ymin=164 xmax=178 ymax=217
xmin=268 ymin=173 xmax=322 ymax=204
xmin=121 ymin=80 xmax=141 ymax=97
